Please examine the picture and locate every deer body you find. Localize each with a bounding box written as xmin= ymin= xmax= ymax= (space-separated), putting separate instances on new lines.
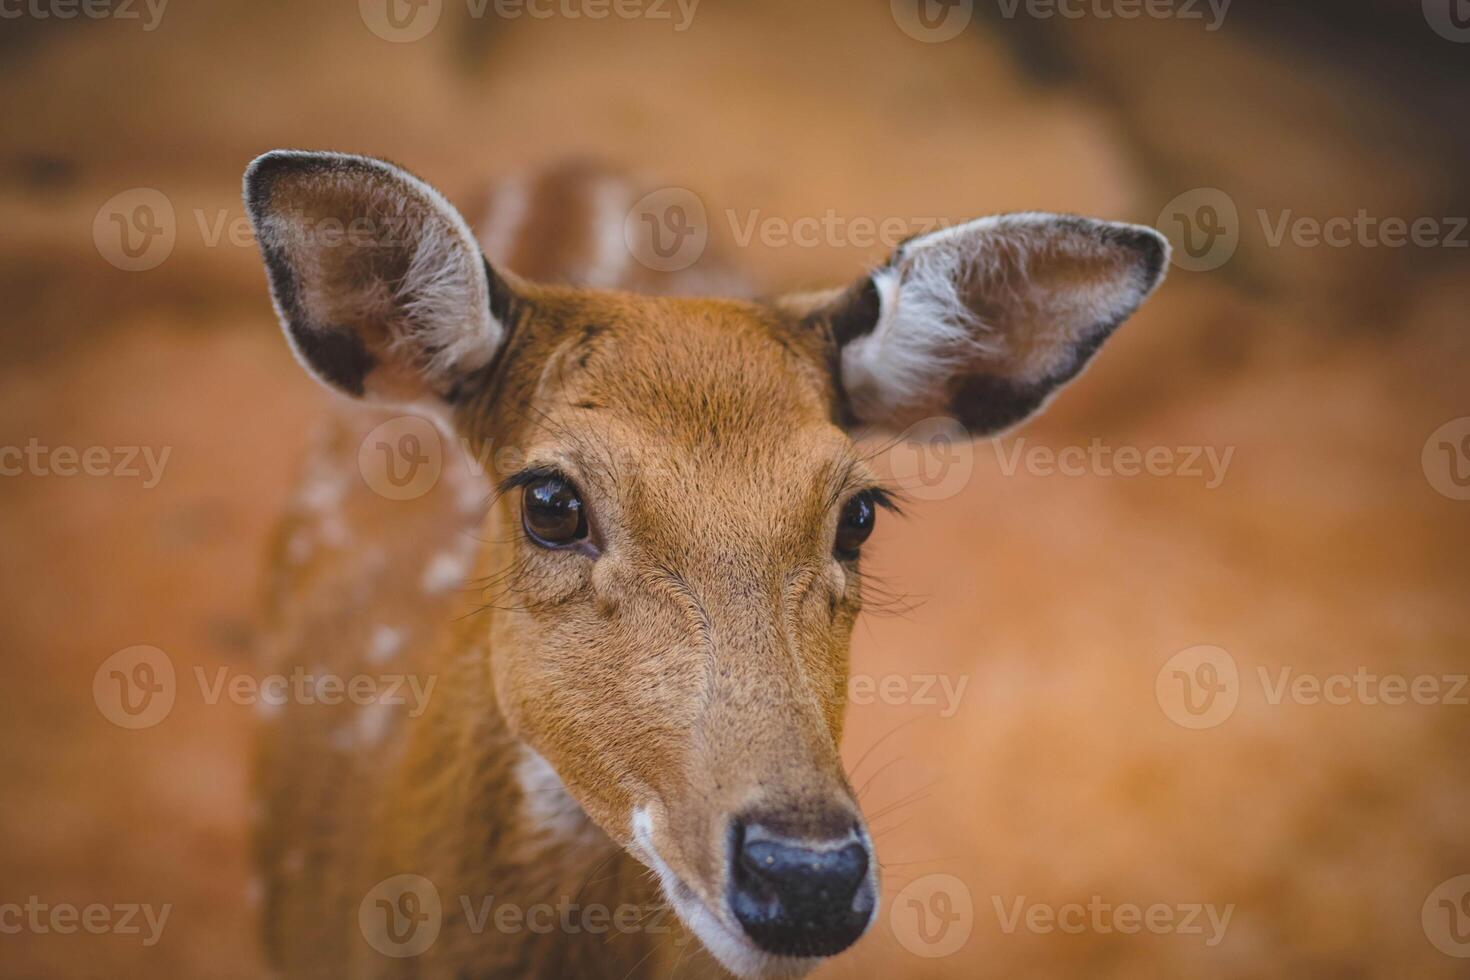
xmin=245 ymin=151 xmax=1168 ymax=979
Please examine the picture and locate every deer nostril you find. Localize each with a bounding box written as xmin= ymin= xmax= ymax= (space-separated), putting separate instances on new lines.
xmin=729 ymin=820 xmax=875 ymax=958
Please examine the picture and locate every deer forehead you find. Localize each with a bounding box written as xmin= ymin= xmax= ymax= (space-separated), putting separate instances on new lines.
xmin=511 ymin=289 xmax=836 ymax=432
xmin=491 ymin=290 xmax=850 ymax=468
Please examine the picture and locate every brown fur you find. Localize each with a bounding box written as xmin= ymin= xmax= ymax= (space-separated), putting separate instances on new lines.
xmin=248 ymin=155 xmax=1164 ymax=979
xmin=255 ymin=293 xmax=875 ymax=979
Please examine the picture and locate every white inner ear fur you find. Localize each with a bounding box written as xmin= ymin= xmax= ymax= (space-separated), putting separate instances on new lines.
xmin=392 ymin=167 xmax=502 ymax=384
xmin=842 ymin=234 xmax=998 ymax=427
xmin=839 ymin=212 xmax=1166 ymax=426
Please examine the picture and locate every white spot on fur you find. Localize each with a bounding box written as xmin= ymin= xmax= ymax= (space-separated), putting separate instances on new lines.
xmin=356 ymin=698 xmax=396 ymax=746
xmin=297 ymin=470 xmax=345 ymax=513
xmin=515 ymin=746 xmax=600 ymax=843
xmin=421 ymin=548 xmax=471 ymax=595
xmin=367 ymin=624 xmax=403 ymax=664
xmin=285 ymin=530 xmax=313 ymax=564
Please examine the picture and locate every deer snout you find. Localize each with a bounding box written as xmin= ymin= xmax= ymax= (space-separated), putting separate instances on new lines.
xmin=727 ymin=817 xmax=876 ymax=958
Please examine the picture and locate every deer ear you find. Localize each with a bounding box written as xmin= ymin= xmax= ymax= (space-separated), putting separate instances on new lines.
xmin=794 ymin=213 xmax=1169 ymax=436
xmin=243 ymin=150 xmax=512 ymax=406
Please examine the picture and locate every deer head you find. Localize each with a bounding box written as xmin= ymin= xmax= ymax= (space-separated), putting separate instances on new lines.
xmin=244 ymin=150 xmax=1168 ymax=978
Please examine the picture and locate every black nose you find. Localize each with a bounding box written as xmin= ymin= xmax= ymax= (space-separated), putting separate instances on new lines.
xmin=729 ymin=820 xmax=875 ymax=957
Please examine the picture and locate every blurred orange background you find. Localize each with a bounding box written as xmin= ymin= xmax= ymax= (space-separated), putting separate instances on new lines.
xmin=2 ymin=1 xmax=1468 ymax=976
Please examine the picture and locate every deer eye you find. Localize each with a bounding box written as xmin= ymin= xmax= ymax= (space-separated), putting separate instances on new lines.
xmin=834 ymin=490 xmax=877 ymax=560
xmin=521 ymin=474 xmax=588 ymax=548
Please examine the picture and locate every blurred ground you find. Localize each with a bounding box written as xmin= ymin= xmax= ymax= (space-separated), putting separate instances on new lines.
xmin=1 ymin=1 xmax=1468 ymax=977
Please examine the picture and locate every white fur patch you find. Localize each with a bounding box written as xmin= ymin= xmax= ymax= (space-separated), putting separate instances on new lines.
xmin=285 ymin=530 xmax=313 ymax=564
xmin=389 ymin=162 xmax=502 ymax=383
xmin=841 ymin=240 xmax=995 ymax=426
xmin=629 ymin=807 xmax=819 ymax=980
xmin=355 ymin=698 xmax=396 ymax=746
xmin=366 ymin=624 xmax=403 ymax=664
xmin=514 ymin=746 xmax=600 ymax=844
xmin=420 ymin=546 xmax=472 ymax=595
xmin=839 ymin=212 xmax=1167 ymax=427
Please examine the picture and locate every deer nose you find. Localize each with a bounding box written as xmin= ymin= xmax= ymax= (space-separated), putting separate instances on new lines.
xmin=728 ymin=819 xmax=876 ymax=957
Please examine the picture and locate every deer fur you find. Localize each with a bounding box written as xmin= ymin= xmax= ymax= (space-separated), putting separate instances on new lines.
xmin=245 ymin=150 xmax=1168 ymax=979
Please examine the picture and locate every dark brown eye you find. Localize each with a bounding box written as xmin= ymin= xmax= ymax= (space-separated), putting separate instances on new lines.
xmin=522 ymin=474 xmax=588 ymax=548
xmin=834 ymin=490 xmax=877 ymax=559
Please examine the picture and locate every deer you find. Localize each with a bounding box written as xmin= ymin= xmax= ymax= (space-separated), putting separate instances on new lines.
xmin=243 ymin=149 xmax=1169 ymax=979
